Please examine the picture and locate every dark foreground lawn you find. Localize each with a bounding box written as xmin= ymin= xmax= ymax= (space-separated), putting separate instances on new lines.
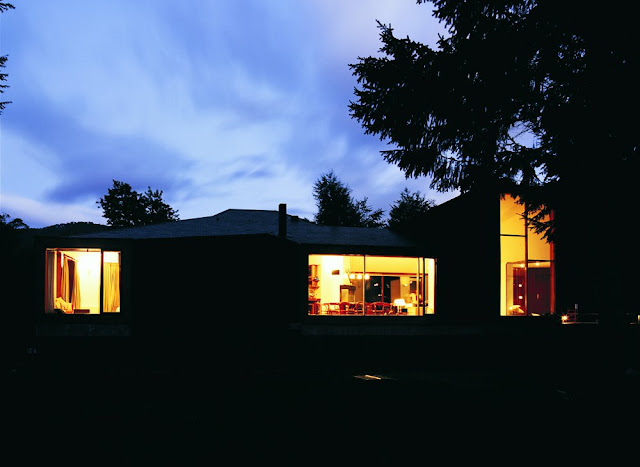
xmin=4 ymin=327 xmax=640 ymax=463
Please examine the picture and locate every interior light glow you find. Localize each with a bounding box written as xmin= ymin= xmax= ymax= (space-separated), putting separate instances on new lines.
xmin=103 ymin=251 xmax=120 ymax=263
xmin=356 ymin=274 xmax=362 ymax=280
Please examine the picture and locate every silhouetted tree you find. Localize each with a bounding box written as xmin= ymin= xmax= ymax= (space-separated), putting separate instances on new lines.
xmin=349 ymin=0 xmax=637 ymax=243
xmin=313 ymin=170 xmax=385 ymax=228
xmin=142 ymin=187 xmax=180 ymax=225
xmin=388 ymin=188 xmax=435 ymax=232
xmin=0 ymin=212 xmax=28 ymax=231
xmin=98 ymin=180 xmax=179 ymax=227
xmin=350 ymin=0 xmax=638 ymax=355
xmin=0 ymin=3 xmax=15 ymax=114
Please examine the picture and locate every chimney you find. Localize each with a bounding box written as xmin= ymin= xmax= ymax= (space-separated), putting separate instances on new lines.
xmin=278 ymin=203 xmax=287 ymax=237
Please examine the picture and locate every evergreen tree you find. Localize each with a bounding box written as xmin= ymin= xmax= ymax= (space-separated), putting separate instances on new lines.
xmin=349 ymin=0 xmax=638 ymax=243
xmin=349 ymin=0 xmax=638 ymax=334
xmin=313 ymin=171 xmax=385 ymax=228
xmin=388 ymin=188 xmax=435 ymax=232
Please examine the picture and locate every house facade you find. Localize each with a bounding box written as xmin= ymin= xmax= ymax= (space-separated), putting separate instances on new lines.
xmin=33 ymin=192 xmax=623 ymax=369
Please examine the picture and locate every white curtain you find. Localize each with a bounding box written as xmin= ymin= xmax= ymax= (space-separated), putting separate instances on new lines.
xmin=103 ymin=262 xmax=120 ymax=312
xmin=71 ymin=261 xmax=81 ymax=310
xmin=61 ymin=256 xmax=70 ymax=302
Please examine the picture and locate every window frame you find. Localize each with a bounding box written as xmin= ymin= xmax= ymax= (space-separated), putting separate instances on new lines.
xmin=307 ymin=253 xmax=435 ymax=317
xmin=43 ymin=247 xmax=122 ymax=317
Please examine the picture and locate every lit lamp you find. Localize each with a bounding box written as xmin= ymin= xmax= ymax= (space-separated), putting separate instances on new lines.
xmin=393 ymin=298 xmax=406 ymax=314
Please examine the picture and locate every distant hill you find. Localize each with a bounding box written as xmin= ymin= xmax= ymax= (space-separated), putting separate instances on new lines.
xmin=33 ymin=221 xmax=111 ymax=237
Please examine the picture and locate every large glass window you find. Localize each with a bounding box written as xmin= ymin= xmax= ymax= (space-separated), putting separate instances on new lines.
xmin=500 ymin=195 xmax=554 ymax=316
xmin=308 ymin=254 xmax=435 ymax=316
xmin=45 ymin=248 xmax=121 ymax=315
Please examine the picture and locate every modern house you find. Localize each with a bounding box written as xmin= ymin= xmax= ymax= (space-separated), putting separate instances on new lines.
xmin=28 ymin=191 xmax=637 ymax=371
xmin=34 ymin=203 xmax=435 ymax=331
xmin=32 ymin=192 xmax=560 ymax=331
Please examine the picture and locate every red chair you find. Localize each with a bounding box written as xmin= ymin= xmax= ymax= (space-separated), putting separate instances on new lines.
xmin=323 ymin=302 xmax=340 ymax=315
xmin=340 ymin=302 xmax=358 ymax=314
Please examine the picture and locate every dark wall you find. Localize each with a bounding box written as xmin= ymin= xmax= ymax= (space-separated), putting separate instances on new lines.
xmin=418 ymin=191 xmax=501 ymax=324
xmin=129 ymin=235 xmax=299 ymax=365
xmin=2 ymin=229 xmax=39 ymax=371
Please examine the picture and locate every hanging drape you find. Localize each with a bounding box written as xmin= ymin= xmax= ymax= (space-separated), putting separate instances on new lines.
xmin=103 ymin=262 xmax=120 ymax=312
xmin=71 ymin=260 xmax=81 ymax=309
xmin=45 ymin=250 xmax=55 ymax=311
xmin=61 ymin=256 xmax=70 ymax=302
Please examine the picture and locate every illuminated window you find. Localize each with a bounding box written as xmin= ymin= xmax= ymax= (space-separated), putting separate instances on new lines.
xmin=45 ymin=248 xmax=121 ymax=315
xmin=500 ymin=195 xmax=554 ymax=316
xmin=308 ymin=254 xmax=435 ymax=316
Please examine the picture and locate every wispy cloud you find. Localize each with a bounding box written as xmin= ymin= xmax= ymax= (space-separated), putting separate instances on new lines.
xmin=1 ymin=0 xmax=455 ymax=228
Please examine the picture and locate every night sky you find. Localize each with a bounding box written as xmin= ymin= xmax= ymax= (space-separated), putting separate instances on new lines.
xmin=1 ymin=1 xmax=458 ymax=228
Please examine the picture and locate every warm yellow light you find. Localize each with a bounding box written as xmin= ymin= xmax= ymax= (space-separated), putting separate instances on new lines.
xmin=394 ymin=299 xmax=406 ymax=307
xmin=364 ymin=274 xmax=370 ymax=280
xmin=349 ymin=273 xmax=355 ymax=279
xmin=356 ymin=274 xmax=362 ymax=280
xmin=103 ymin=251 xmax=120 ymax=263
xmin=561 ymin=314 xmax=568 ymax=323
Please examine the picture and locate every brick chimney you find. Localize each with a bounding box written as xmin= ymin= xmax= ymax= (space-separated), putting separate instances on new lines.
xmin=278 ymin=203 xmax=287 ymax=237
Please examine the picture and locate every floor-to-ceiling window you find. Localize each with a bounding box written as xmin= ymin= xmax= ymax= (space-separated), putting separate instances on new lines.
xmin=308 ymin=254 xmax=435 ymax=316
xmin=500 ymin=195 xmax=555 ymax=316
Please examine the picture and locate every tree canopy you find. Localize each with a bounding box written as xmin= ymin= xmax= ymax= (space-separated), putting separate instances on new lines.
xmin=349 ymin=0 xmax=638 ymax=243
xmin=349 ymin=0 xmax=638 ymax=321
xmin=313 ymin=170 xmax=385 ymax=228
xmin=0 ymin=3 xmax=15 ymax=114
xmin=97 ymin=180 xmax=179 ymax=227
xmin=0 ymin=212 xmax=28 ymax=231
xmin=387 ymin=188 xmax=435 ymax=233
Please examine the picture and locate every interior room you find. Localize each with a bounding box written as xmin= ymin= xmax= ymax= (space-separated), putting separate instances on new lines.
xmin=308 ymin=254 xmax=435 ymax=316
xmin=45 ymin=248 xmax=121 ymax=315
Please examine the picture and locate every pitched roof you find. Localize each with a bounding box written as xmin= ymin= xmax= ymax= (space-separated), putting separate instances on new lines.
xmin=71 ymin=208 xmax=421 ymax=248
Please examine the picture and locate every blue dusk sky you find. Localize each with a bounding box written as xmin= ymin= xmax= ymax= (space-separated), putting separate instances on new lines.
xmin=0 ymin=0 xmax=458 ymax=228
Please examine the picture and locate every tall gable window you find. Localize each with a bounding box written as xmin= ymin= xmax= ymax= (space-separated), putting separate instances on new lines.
xmin=308 ymin=254 xmax=435 ymax=316
xmin=45 ymin=248 xmax=121 ymax=315
xmin=500 ymin=195 xmax=555 ymax=316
